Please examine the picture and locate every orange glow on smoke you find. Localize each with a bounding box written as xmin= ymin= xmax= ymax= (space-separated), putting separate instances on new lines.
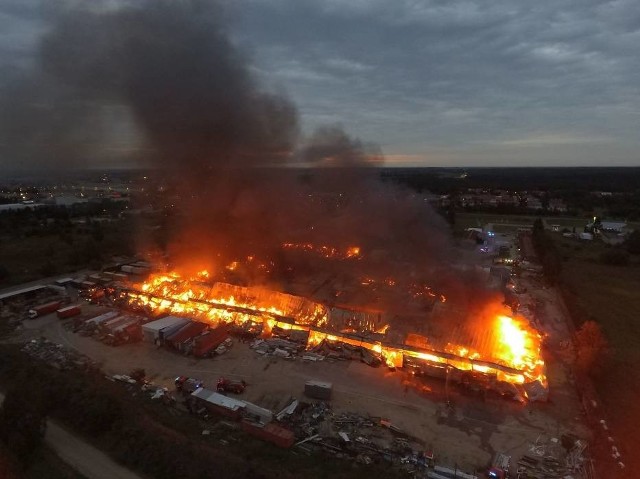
xmin=282 ymin=242 xmax=362 ymax=259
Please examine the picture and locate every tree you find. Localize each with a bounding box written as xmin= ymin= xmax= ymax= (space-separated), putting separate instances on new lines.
xmin=624 ymin=230 xmax=640 ymax=255
xmin=0 ymin=387 xmax=47 ymax=466
xmin=600 ymin=248 xmax=629 ymax=266
xmin=574 ymin=321 xmax=609 ymax=376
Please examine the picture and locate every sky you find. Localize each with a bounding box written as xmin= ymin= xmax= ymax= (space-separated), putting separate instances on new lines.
xmin=1 ymin=0 xmax=640 ymax=168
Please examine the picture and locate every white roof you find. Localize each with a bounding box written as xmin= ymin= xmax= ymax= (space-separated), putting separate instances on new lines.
xmin=601 ymin=221 xmax=626 ymax=230
xmin=0 ymin=284 xmax=46 ymax=301
xmin=191 ymin=388 xmax=245 ymax=411
xmin=243 ymin=401 xmax=273 ymax=422
xmin=142 ymin=316 xmax=190 ymax=332
xmin=86 ymin=311 xmax=119 ymax=325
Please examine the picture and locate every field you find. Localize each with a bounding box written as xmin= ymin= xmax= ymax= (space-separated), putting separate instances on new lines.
xmin=557 ymin=234 xmax=640 ymax=472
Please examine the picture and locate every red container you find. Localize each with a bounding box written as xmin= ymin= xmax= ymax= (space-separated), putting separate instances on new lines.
xmin=192 ymin=324 xmax=229 ymax=357
xmin=29 ymin=300 xmax=63 ymax=318
xmin=165 ymin=321 xmax=209 ymax=350
xmin=241 ymin=421 xmax=295 ymax=448
xmin=56 ymin=305 xmax=81 ymax=319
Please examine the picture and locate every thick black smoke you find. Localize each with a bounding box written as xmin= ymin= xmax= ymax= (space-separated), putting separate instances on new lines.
xmin=40 ymin=0 xmax=299 ymax=171
xmin=1 ymin=1 xmax=482 ymax=316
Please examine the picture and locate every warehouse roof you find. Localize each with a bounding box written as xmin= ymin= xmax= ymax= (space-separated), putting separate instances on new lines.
xmin=141 ymin=316 xmax=190 ymax=332
xmin=0 ymin=285 xmax=46 ymax=301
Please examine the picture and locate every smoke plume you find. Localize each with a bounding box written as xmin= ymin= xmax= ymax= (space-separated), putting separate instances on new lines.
xmin=1 ymin=1 xmax=484 ymax=317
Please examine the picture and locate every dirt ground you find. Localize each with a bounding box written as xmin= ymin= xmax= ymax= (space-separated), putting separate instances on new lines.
xmin=16 ymin=287 xmax=590 ymax=474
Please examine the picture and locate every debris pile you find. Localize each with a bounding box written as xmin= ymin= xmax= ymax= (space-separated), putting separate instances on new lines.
xmin=250 ymin=338 xmax=303 ymax=358
xmin=21 ymin=338 xmax=96 ymax=370
xmin=518 ymin=434 xmax=594 ymax=478
xmin=277 ymin=401 xmax=470 ymax=475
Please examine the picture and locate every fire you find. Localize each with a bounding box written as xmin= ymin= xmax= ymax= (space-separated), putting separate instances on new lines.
xmin=282 ymin=242 xmax=362 ymax=259
xmin=496 ymin=315 xmax=529 ymax=368
xmin=122 ymin=270 xmax=546 ymax=392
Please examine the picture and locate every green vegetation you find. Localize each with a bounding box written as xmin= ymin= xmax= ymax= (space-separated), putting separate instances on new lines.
xmin=0 ymin=203 xmax=136 ymax=286
xmin=557 ymin=235 xmax=640 ymax=471
xmin=532 ymin=218 xmax=562 ymax=284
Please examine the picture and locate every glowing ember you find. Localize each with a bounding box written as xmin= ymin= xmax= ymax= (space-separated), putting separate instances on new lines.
xmin=122 ymin=270 xmax=546 ymax=391
xmin=282 ymin=242 xmax=362 ymax=259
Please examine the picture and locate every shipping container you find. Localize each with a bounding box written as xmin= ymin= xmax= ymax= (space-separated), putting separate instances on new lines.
xmin=101 ymin=315 xmax=130 ymax=332
xmin=56 ymin=304 xmax=81 ymax=319
xmin=191 ymin=388 xmax=245 ymax=419
xmin=141 ymin=316 xmax=190 ymax=343
xmin=192 ymin=324 xmax=229 ymax=357
xmin=165 ymin=321 xmax=209 ymax=351
xmin=241 ymin=421 xmax=295 ymax=448
xmin=28 ymin=300 xmax=63 ymax=319
xmin=83 ymin=310 xmax=119 ymax=327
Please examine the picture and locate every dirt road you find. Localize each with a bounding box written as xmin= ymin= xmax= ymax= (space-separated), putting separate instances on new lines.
xmin=0 ymin=392 xmax=142 ymax=479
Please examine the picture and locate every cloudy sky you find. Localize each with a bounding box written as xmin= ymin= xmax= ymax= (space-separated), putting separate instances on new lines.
xmin=1 ymin=0 xmax=639 ymax=167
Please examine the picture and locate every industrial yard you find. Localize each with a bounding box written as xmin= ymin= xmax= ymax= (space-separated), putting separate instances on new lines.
xmin=0 ymin=231 xmax=598 ymax=478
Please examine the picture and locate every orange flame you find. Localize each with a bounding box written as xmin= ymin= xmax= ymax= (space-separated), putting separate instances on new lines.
xmin=124 ymin=271 xmax=545 ymax=390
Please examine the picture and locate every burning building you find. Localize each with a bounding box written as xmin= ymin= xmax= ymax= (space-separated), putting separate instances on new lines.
xmin=121 ymin=269 xmax=547 ymax=399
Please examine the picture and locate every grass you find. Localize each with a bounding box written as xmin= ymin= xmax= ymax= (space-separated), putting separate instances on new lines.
xmin=557 ymin=237 xmax=640 ymax=471
xmin=24 ymin=446 xmax=88 ymax=479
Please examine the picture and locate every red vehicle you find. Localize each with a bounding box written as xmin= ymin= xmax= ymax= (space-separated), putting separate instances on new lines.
xmin=488 ymin=453 xmax=511 ymax=479
xmin=175 ymin=376 xmax=203 ymax=395
xmin=56 ymin=305 xmax=81 ymax=319
xmin=28 ymin=300 xmax=63 ymax=319
xmin=216 ymin=377 xmax=246 ymax=394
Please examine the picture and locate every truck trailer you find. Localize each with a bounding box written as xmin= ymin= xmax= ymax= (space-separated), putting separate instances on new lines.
xmin=28 ymin=300 xmax=63 ymax=319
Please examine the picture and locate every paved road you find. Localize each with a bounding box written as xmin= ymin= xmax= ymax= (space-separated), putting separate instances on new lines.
xmin=0 ymin=392 xmax=142 ymax=479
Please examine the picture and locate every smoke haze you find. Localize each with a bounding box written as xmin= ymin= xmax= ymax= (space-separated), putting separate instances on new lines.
xmin=0 ymin=0 xmax=483 ymax=315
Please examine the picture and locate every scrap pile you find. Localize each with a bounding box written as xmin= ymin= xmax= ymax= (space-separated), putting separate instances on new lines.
xmin=278 ymin=401 xmax=465 ymax=475
xmin=250 ymin=338 xmax=304 ymax=358
xmin=250 ymin=336 xmax=383 ymax=366
xmin=517 ymin=434 xmax=593 ymax=479
xmin=21 ymin=338 xmax=96 ymax=370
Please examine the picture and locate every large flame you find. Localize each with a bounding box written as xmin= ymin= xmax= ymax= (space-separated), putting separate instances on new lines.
xmin=122 ymin=271 xmax=546 ymax=390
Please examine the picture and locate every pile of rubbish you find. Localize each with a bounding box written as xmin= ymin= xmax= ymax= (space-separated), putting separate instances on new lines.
xmin=278 ymin=401 xmax=453 ymax=475
xmin=519 ymin=434 xmax=593 ymax=479
xmin=21 ymin=338 xmax=96 ymax=371
xmin=250 ymin=336 xmax=383 ymax=367
xmin=250 ymin=338 xmax=304 ymax=358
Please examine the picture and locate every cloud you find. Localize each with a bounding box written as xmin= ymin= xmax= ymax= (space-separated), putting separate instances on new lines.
xmin=1 ymin=0 xmax=639 ymax=167
xmin=494 ymin=134 xmax=613 ymax=147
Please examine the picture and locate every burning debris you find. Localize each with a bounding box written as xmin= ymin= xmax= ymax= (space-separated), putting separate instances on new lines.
xmin=281 ymin=243 xmax=362 ymax=260
xmin=119 ymin=270 xmax=547 ymax=394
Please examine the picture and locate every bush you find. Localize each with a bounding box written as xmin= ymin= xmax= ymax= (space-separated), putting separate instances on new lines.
xmin=625 ymin=230 xmax=640 ymax=255
xmin=599 ymin=248 xmax=629 ymax=266
xmin=575 ymin=321 xmax=609 ymax=376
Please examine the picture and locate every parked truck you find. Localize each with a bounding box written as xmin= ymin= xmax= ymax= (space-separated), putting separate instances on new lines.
xmin=488 ymin=452 xmax=511 ymax=479
xmin=28 ymin=300 xmax=63 ymax=319
xmin=216 ymin=377 xmax=246 ymax=394
xmin=56 ymin=304 xmax=81 ymax=319
xmin=175 ymin=376 xmax=204 ymax=395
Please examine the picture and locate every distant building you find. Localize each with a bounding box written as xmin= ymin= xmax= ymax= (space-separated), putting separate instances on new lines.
xmin=548 ymin=199 xmax=567 ymax=212
xmin=525 ymin=196 xmax=543 ymax=210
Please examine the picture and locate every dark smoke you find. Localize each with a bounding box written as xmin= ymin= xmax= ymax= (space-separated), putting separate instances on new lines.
xmin=40 ymin=0 xmax=299 ymax=171
xmin=300 ymin=126 xmax=383 ymax=167
xmin=1 ymin=0 xmax=299 ymax=173
xmin=1 ymin=1 xmax=484 ymax=318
